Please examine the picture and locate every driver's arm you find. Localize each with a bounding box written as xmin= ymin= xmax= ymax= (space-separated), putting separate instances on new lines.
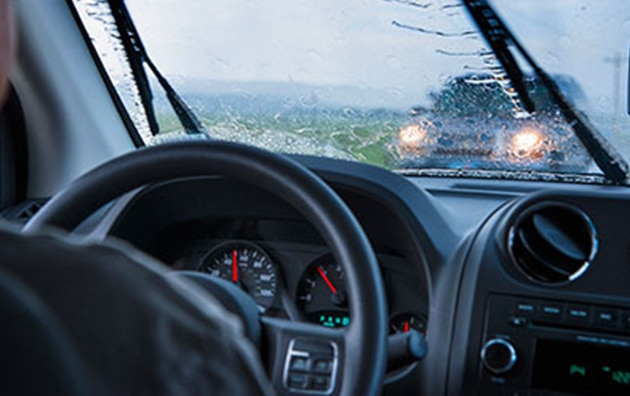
xmin=0 ymin=225 xmax=275 ymax=396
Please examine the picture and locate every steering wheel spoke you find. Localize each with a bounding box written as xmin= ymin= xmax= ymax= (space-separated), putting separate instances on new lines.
xmin=261 ymin=316 xmax=345 ymax=395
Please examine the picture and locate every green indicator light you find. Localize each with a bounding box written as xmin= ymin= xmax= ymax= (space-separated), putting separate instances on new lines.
xmin=603 ymin=366 xmax=611 ymax=373
xmin=612 ymin=371 xmax=630 ymax=385
xmin=570 ymin=365 xmax=586 ymax=377
xmin=322 ymin=322 xmax=335 ymax=328
xmin=335 ymin=317 xmax=341 ymax=324
xmin=320 ymin=315 xmax=325 ymax=322
xmin=342 ymin=317 xmax=350 ymax=326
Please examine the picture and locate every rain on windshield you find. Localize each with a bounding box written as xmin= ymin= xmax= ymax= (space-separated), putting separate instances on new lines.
xmin=74 ymin=0 xmax=630 ymax=178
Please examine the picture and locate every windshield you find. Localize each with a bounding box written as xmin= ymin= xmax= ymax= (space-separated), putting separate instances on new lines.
xmin=74 ymin=0 xmax=630 ymax=180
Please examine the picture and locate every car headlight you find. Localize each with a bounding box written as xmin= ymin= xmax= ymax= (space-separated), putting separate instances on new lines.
xmin=398 ymin=124 xmax=429 ymax=154
xmin=509 ymin=127 xmax=544 ymax=159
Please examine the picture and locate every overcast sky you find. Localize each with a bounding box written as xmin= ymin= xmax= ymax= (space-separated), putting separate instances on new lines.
xmin=123 ymin=0 xmax=630 ymax=112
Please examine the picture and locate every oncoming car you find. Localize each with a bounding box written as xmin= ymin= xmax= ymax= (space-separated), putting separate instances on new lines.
xmin=2 ymin=0 xmax=630 ymax=395
xmin=396 ymin=74 xmax=593 ymax=172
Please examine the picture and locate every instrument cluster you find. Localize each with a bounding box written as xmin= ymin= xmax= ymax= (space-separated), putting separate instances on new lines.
xmin=180 ymin=238 xmax=426 ymax=335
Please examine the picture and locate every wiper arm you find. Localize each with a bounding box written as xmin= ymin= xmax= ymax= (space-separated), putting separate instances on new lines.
xmin=461 ymin=0 xmax=629 ymax=184
xmin=108 ymin=0 xmax=206 ymax=137
xmin=461 ymin=0 xmax=534 ymax=113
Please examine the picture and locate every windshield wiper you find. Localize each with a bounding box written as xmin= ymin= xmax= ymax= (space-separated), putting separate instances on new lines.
xmin=462 ymin=0 xmax=629 ymax=184
xmin=108 ymin=0 xmax=206 ymax=137
xmin=461 ymin=0 xmax=534 ymax=113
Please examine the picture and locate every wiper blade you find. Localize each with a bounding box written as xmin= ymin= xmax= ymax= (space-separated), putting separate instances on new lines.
xmin=109 ymin=0 xmax=206 ymax=137
xmin=144 ymin=57 xmax=206 ymax=136
xmin=461 ymin=0 xmax=629 ymax=184
xmin=461 ymin=0 xmax=534 ymax=113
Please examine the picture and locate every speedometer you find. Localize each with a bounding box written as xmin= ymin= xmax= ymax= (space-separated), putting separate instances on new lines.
xmin=198 ymin=241 xmax=278 ymax=311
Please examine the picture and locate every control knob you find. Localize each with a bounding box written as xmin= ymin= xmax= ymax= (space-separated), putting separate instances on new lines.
xmin=480 ymin=338 xmax=517 ymax=374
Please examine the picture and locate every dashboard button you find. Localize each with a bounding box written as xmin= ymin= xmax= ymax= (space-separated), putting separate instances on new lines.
xmin=311 ymin=375 xmax=330 ymax=391
xmin=515 ymin=302 xmax=536 ymax=316
xmin=287 ymin=373 xmax=309 ymax=390
xmin=508 ymin=316 xmax=527 ymax=327
xmin=567 ymin=305 xmax=591 ymax=323
xmin=290 ymin=356 xmax=310 ymax=372
xmin=536 ymin=302 xmax=564 ymax=325
xmin=541 ymin=304 xmax=563 ymax=317
xmin=312 ymin=359 xmax=333 ymax=374
xmin=594 ymin=309 xmax=620 ymax=328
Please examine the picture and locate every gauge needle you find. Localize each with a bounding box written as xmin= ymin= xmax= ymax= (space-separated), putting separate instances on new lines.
xmin=404 ymin=321 xmax=410 ymax=333
xmin=232 ymin=249 xmax=238 ymax=283
xmin=317 ymin=266 xmax=337 ymax=294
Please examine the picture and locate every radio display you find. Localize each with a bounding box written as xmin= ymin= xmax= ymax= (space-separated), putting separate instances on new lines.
xmin=533 ymin=339 xmax=630 ymax=396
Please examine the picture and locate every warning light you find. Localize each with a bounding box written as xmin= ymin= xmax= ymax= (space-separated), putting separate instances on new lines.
xmin=612 ymin=371 xmax=630 ymax=385
xmin=316 ymin=312 xmax=350 ymax=328
xmin=569 ymin=365 xmax=586 ymax=377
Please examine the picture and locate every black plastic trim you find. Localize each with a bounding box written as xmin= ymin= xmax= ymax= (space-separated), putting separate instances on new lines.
xmin=63 ymin=0 xmax=144 ymax=147
xmin=0 ymin=85 xmax=28 ymax=206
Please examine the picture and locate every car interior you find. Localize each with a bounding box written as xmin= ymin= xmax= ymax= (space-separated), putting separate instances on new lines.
xmin=2 ymin=1 xmax=630 ymax=395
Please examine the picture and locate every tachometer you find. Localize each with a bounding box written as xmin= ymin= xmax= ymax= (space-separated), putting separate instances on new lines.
xmin=296 ymin=254 xmax=350 ymax=328
xmin=199 ymin=241 xmax=278 ymax=311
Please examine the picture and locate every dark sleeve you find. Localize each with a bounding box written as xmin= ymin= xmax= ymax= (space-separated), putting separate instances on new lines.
xmin=0 ymin=225 xmax=275 ymax=396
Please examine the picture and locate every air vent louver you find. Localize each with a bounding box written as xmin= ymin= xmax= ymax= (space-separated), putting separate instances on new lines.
xmin=509 ymin=203 xmax=596 ymax=284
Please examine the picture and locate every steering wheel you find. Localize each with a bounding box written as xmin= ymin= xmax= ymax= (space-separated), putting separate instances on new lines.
xmin=24 ymin=141 xmax=388 ymax=396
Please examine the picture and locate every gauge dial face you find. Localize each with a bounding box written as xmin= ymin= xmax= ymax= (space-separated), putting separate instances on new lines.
xmin=389 ymin=313 xmax=427 ymax=335
xmin=199 ymin=241 xmax=278 ymax=311
xmin=296 ymin=255 xmax=350 ymax=328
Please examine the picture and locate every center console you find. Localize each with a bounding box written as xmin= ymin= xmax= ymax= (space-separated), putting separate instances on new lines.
xmin=479 ymin=294 xmax=630 ymax=396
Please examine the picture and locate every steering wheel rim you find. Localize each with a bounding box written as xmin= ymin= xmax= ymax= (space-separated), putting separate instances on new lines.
xmin=25 ymin=141 xmax=388 ymax=396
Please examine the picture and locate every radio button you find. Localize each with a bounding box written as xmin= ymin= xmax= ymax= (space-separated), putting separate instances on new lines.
xmin=508 ymin=316 xmax=527 ymax=327
xmin=515 ymin=302 xmax=537 ymax=316
xmin=536 ymin=303 xmax=564 ymax=325
xmin=567 ymin=305 xmax=592 ymax=323
xmin=594 ymin=308 xmax=619 ymax=328
xmin=540 ymin=304 xmax=563 ymax=317
xmin=481 ymin=338 xmax=517 ymax=375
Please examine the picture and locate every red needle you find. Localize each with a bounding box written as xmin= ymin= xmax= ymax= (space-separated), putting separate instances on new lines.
xmin=232 ymin=249 xmax=238 ymax=283
xmin=404 ymin=321 xmax=410 ymax=333
xmin=317 ymin=266 xmax=337 ymax=294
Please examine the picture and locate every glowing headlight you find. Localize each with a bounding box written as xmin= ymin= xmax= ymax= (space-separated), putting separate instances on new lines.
xmin=399 ymin=124 xmax=427 ymax=148
xmin=510 ymin=128 xmax=543 ymax=158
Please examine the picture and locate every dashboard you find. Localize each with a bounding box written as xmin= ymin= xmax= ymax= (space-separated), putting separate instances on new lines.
xmin=105 ymin=176 xmax=428 ymax=335
xmin=78 ymin=154 xmax=630 ymax=396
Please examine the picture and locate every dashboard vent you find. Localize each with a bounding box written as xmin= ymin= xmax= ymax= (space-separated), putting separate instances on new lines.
xmin=508 ymin=203 xmax=597 ymax=284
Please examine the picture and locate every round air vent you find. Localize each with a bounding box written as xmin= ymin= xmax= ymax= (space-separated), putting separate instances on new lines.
xmin=508 ymin=203 xmax=597 ymax=284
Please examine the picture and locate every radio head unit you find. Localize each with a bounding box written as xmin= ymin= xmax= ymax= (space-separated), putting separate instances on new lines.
xmin=479 ymin=294 xmax=630 ymax=396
